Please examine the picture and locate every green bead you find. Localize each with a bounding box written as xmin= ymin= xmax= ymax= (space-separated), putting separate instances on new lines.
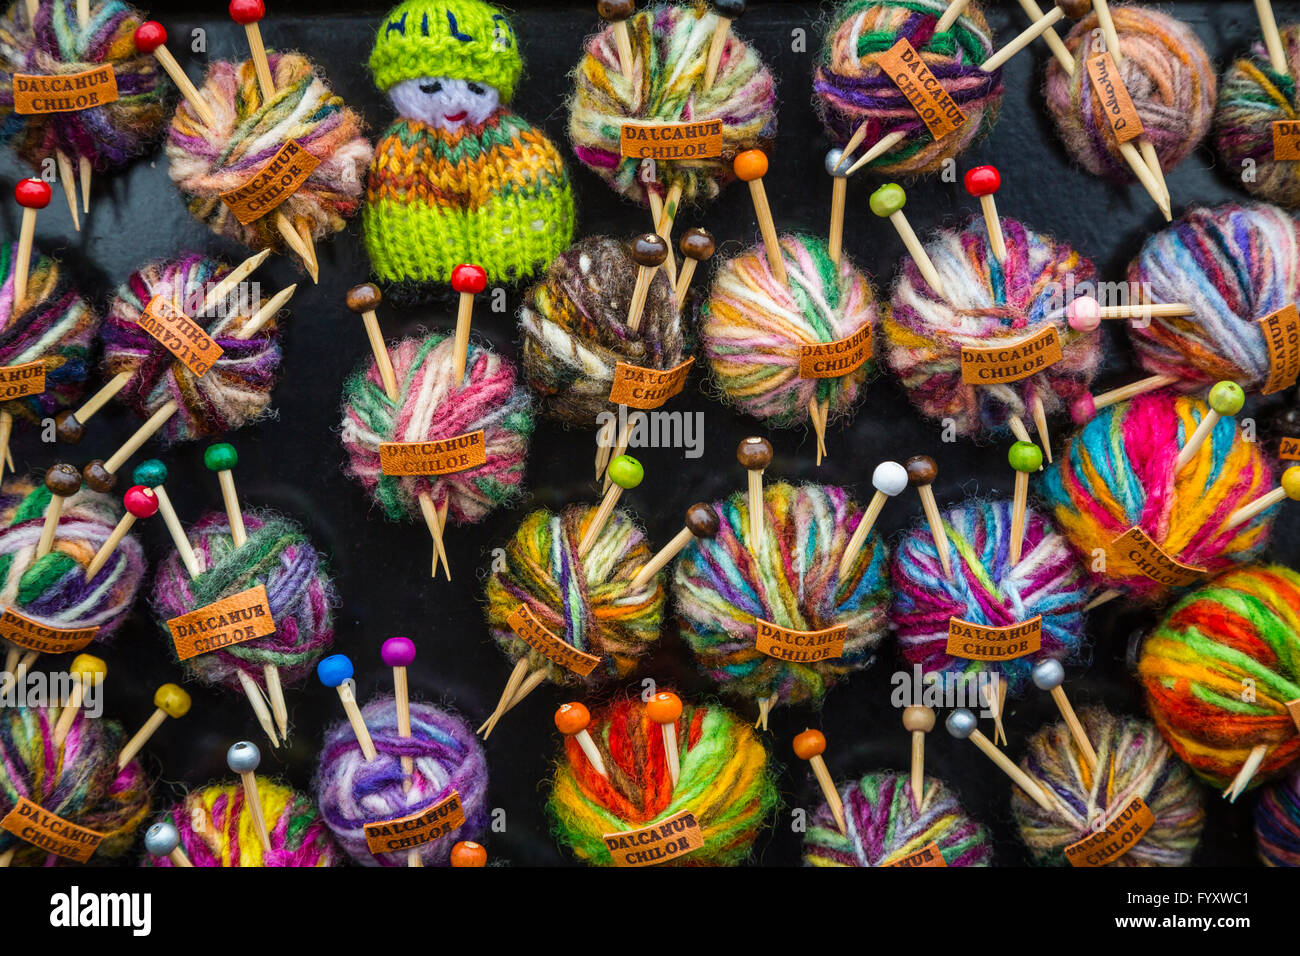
xmin=869 ymin=183 xmax=906 ymax=218
xmin=1008 ymin=441 xmax=1043 ymax=473
xmin=204 ymin=443 xmax=238 ymax=472
xmin=1207 ymin=381 xmax=1245 ymax=416
xmin=607 ymin=455 xmax=644 ymax=489
xmin=132 ymin=459 xmax=167 ymax=488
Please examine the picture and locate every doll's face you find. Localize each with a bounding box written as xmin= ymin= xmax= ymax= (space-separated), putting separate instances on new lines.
xmin=388 ymin=77 xmax=500 ymax=131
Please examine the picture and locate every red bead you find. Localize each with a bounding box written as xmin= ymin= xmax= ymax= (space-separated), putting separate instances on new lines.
xmin=963 ymin=165 xmax=1000 ymax=198
xmin=14 ymin=178 xmax=51 ymax=209
xmin=133 ymin=21 xmax=167 ymax=53
xmin=123 ymin=485 xmax=159 ymax=519
xmin=228 ymin=0 xmax=265 ymax=25
xmin=451 ymin=264 xmax=487 ymax=295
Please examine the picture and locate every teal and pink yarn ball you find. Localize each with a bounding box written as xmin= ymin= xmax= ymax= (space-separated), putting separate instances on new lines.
xmin=315 ymin=697 xmax=488 ymax=867
xmin=701 ymin=235 xmax=878 ymax=429
xmin=1256 ymin=769 xmax=1300 ymax=866
xmin=1125 ymin=204 xmax=1300 ymax=392
xmin=889 ymin=498 xmax=1090 ymax=695
xmin=802 ymin=772 xmax=992 ymax=867
xmin=1012 ymin=708 xmax=1205 ymax=867
xmin=883 ymin=218 xmax=1099 ymax=437
xmin=1216 ymin=26 xmax=1300 ymax=209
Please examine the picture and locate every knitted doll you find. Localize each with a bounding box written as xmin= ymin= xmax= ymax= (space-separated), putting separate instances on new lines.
xmin=364 ymin=0 xmax=576 ymax=302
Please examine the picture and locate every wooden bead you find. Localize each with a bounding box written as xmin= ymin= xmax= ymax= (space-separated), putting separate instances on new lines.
xmin=679 ymin=228 xmax=715 ymax=262
xmin=736 ymin=436 xmax=772 ymax=471
xmin=902 ymin=705 xmax=935 ymax=733
xmin=345 ymin=283 xmax=381 ymax=313
xmin=1058 ymin=0 xmax=1092 ymax=18
xmin=646 ymin=691 xmax=682 ymax=725
xmin=450 ymin=840 xmax=488 ymax=867
xmin=597 ymin=0 xmax=635 ymax=19
xmin=554 ymin=702 xmax=590 ymax=736
xmin=82 ymin=460 xmax=116 ymax=493
xmin=44 ymin=463 xmax=82 ymax=497
xmin=792 ymin=728 xmax=826 ymax=761
xmin=684 ymin=502 xmax=719 ymax=538
xmin=904 ymin=455 xmax=937 ymax=487
xmin=733 ymin=149 xmax=768 ymax=182
xmin=714 ymin=0 xmax=745 ymax=16
xmin=53 ymin=411 xmax=84 ymax=444
xmin=631 ymin=233 xmax=668 ymax=267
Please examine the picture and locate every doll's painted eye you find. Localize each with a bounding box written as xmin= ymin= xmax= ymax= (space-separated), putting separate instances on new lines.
xmin=468 ymin=82 xmax=486 ymax=96
xmin=420 ymin=81 xmax=443 ymax=94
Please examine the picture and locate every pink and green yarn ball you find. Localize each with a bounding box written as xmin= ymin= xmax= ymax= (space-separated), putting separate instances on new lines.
xmin=1216 ymin=26 xmax=1300 ymax=209
xmin=1257 ymin=768 xmax=1300 ymax=866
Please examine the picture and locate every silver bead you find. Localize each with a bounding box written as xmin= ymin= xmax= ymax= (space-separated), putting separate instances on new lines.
xmin=945 ymin=708 xmax=977 ymax=739
xmin=226 ymin=740 xmax=261 ymax=774
xmin=1032 ymin=659 xmax=1065 ymax=691
xmin=824 ymin=148 xmax=847 ymax=178
xmin=144 ymin=821 xmax=179 ymax=856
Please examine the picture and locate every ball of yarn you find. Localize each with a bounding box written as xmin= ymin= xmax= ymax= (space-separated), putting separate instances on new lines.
xmin=890 ymin=498 xmax=1090 ymax=694
xmin=547 ymin=695 xmax=778 ymax=866
xmin=1042 ymin=391 xmax=1274 ymax=603
xmin=150 ymin=510 xmax=336 ymax=692
xmin=812 ymin=0 xmax=1003 ymax=176
xmin=673 ymin=482 xmax=891 ymax=711
xmin=1216 ymin=27 xmax=1300 ymax=208
xmin=0 ymin=707 xmax=150 ymax=865
xmin=1256 ymin=768 xmax=1300 ymax=866
xmin=1125 ymin=204 xmax=1300 ymax=392
xmin=0 ymin=479 xmax=144 ymax=640
xmin=883 ymin=217 xmax=1099 ymax=436
xmin=1139 ymin=565 xmax=1300 ymax=790
xmin=101 ymin=253 xmax=282 ymax=444
xmin=339 ymin=333 xmax=532 ymax=526
xmin=316 ymin=696 xmax=488 ymax=867
xmin=166 ymin=53 xmax=371 ymax=253
xmin=143 ymin=779 xmax=337 ymax=867
xmin=701 ymin=235 xmax=878 ymax=428
xmin=0 ymin=242 xmax=98 ymax=423
xmin=485 ymin=505 xmax=664 ymax=687
xmin=569 ymin=2 xmax=777 ymax=207
xmin=519 ymin=235 xmax=686 ymax=426
xmin=1044 ymin=7 xmax=1215 ymax=183
xmin=1012 ymin=708 xmax=1205 ymax=866
xmin=0 ymin=0 xmax=169 ymax=172
xmin=802 ymin=772 xmax=992 ymax=867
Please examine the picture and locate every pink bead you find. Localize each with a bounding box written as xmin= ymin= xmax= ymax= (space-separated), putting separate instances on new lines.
xmin=123 ymin=485 xmax=159 ymax=519
xmin=381 ymin=636 xmax=416 ymax=667
xmin=1067 ymin=295 xmax=1102 ymax=332
xmin=1070 ymin=394 xmax=1097 ymax=425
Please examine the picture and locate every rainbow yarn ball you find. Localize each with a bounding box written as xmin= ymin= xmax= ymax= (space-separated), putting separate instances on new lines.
xmin=1044 ymin=7 xmax=1215 ymax=183
xmin=143 ymin=779 xmax=337 ymax=867
xmin=0 ymin=707 xmax=150 ymax=865
xmin=315 ymin=697 xmax=488 ymax=867
xmin=812 ymin=0 xmax=1003 ymax=176
xmin=1125 ymin=204 xmax=1300 ymax=392
xmin=0 ymin=242 xmax=98 ymax=422
xmin=547 ymin=695 xmax=778 ymax=866
xmin=165 ymin=53 xmax=371 ymax=254
xmin=150 ymin=511 xmax=336 ymax=692
xmin=802 ymin=772 xmax=992 ymax=867
xmin=890 ymin=499 xmax=1090 ymax=694
xmin=1256 ymin=768 xmax=1300 ymax=866
xmin=0 ymin=0 xmax=169 ymax=172
xmin=486 ymin=505 xmax=664 ymax=688
xmin=0 ymin=479 xmax=144 ymax=639
xmin=569 ymin=2 xmax=776 ymax=207
xmin=673 ymin=482 xmax=890 ymax=712
xmin=1042 ymin=392 xmax=1274 ymax=603
xmin=101 ymin=253 xmax=282 ymax=444
xmin=1139 ymin=565 xmax=1300 ymax=791
xmin=1215 ymin=27 xmax=1300 ymax=208
xmin=701 ymin=235 xmax=878 ymax=428
xmin=339 ymin=334 xmax=533 ymax=525
xmin=519 ymin=236 xmax=686 ymax=426
xmin=884 ymin=217 xmax=1099 ymax=436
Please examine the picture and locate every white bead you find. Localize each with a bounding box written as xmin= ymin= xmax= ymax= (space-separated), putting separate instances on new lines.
xmin=872 ymin=461 xmax=908 ymax=496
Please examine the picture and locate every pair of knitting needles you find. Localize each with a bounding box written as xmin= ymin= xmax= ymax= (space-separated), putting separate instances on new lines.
xmin=554 ymin=691 xmax=685 ymax=788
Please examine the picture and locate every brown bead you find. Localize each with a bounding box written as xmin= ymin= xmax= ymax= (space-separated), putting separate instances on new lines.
xmin=684 ymin=502 xmax=719 ymax=538
xmin=54 ymin=411 xmax=84 ymax=445
xmin=82 ymin=460 xmax=117 ymax=493
xmin=345 ymin=283 xmax=382 ymax=314
xmin=679 ymin=228 xmax=715 ymax=262
xmin=904 ymin=455 xmax=937 ymax=487
xmin=902 ymin=705 xmax=935 ymax=734
xmin=736 ymin=436 xmax=772 ymax=471
xmin=43 ymin=463 xmax=81 ymax=497
xmin=1057 ymin=0 xmax=1092 ymax=18
xmin=597 ymin=0 xmax=635 ymax=20
xmin=630 ymin=233 xmax=668 ymax=268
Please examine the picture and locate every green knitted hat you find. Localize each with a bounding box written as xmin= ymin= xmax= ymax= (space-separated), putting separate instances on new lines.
xmin=370 ymin=0 xmax=523 ymax=101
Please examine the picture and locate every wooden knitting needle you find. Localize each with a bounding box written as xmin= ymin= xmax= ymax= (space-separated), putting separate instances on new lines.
xmin=144 ymin=821 xmax=194 ymax=867
xmin=902 ymin=705 xmax=935 ymax=812
xmin=936 ymin=0 xmax=972 ymax=33
xmin=1070 ymin=374 xmax=1180 ymax=425
xmin=1008 ymin=441 xmax=1042 ymax=565
xmin=794 ymin=729 xmax=846 ymax=836
xmin=578 ymin=455 xmax=643 ymax=557
xmin=675 ymin=228 xmax=715 ymax=302
xmin=632 ymin=502 xmax=719 ymax=588
xmin=1016 ymin=1 xmax=1094 ymax=76
xmin=652 ymin=183 xmax=682 ymax=288
xmin=1224 ymin=743 xmax=1271 ymax=802
xmin=52 ymin=653 xmax=106 ymax=749
xmin=1255 ymin=0 xmax=1289 ymax=74
xmin=37 ymin=464 xmax=81 ymax=558
xmin=450 ymin=841 xmax=488 ymax=867
xmin=964 ymin=165 xmax=1006 ymax=264
xmin=839 ymin=461 xmax=907 ymax=578
xmin=733 ymin=150 xmax=787 ymax=285
xmin=118 ymin=683 xmax=192 ymax=769
xmin=598 ymin=0 xmax=636 ymax=81
xmin=870 ymin=184 xmax=945 ymax=299
xmin=55 ymin=151 xmax=79 ymax=233
xmin=1225 ymin=466 xmax=1300 ymax=531
xmin=381 ymin=636 xmax=417 ymax=785
xmin=86 ymin=486 xmax=158 ymax=580
xmin=945 ymin=708 xmax=1054 ymax=811
xmin=1175 ymin=382 xmax=1245 ymax=471
xmin=905 ymin=456 xmax=953 ymax=577
xmin=71 ymin=0 xmax=91 ymax=213
xmin=555 ymin=702 xmax=607 ymax=778
xmin=134 ymin=21 xmax=215 ymax=126
xmin=825 ymin=149 xmax=849 ymax=267
xmin=703 ymin=0 xmax=745 ymax=91
xmin=1065 ymin=295 xmax=1194 ymax=329
xmin=1031 ymin=659 xmax=1099 ymax=773
xmin=132 ymin=460 xmax=202 ymax=578
xmin=737 ymin=437 xmax=772 ymax=543
xmin=226 ymin=741 xmax=272 ymax=852
xmin=647 ymin=691 xmax=683 ymax=786
xmin=13 ymin=178 xmax=50 ymax=307
xmin=317 ymin=654 xmax=377 ymax=760
xmin=450 ymin=264 xmax=488 ymax=383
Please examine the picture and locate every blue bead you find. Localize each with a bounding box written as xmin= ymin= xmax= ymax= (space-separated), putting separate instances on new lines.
xmin=316 ymin=654 xmax=353 ymax=687
xmin=132 ymin=459 xmax=168 ymax=487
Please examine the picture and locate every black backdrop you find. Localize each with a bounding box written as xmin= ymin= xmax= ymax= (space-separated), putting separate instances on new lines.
xmin=4 ymin=0 xmax=1296 ymax=868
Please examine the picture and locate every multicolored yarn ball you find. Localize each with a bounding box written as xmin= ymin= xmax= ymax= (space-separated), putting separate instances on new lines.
xmin=1044 ymin=7 xmax=1215 ymax=184
xmin=812 ymin=0 xmax=1003 ymax=176
xmin=701 ymin=235 xmax=878 ymax=428
xmin=802 ymin=772 xmax=992 ymax=867
xmin=143 ymin=779 xmax=337 ymax=867
xmin=1139 ymin=565 xmax=1300 ymax=791
xmin=1256 ymin=768 xmax=1300 ymax=866
xmin=569 ymin=1 xmax=777 ymax=207
xmin=884 ymin=217 xmax=1099 ymax=436
xmin=1125 ymin=204 xmax=1300 ymax=392
xmin=0 ymin=706 xmax=150 ymax=865
xmin=0 ymin=0 xmax=169 ymax=173
xmin=100 ymin=253 xmax=282 ymax=444
xmin=1012 ymin=708 xmax=1205 ymax=866
xmin=339 ymin=333 xmax=532 ymax=526
xmin=547 ymin=695 xmax=778 ymax=866
xmin=166 ymin=53 xmax=371 ymax=254
xmin=519 ymin=235 xmax=685 ymax=426
xmin=0 ymin=241 xmax=98 ymax=423
xmin=150 ymin=510 xmax=336 ymax=693
xmin=1042 ymin=392 xmax=1274 ymax=603
xmin=673 ymin=482 xmax=891 ymax=712
xmin=316 ymin=696 xmax=488 ymax=867
xmin=1215 ymin=26 xmax=1300 ymax=208
xmin=890 ymin=498 xmax=1090 ymax=695
xmin=486 ymin=505 xmax=664 ymax=688
xmin=0 ymin=479 xmax=144 ymax=639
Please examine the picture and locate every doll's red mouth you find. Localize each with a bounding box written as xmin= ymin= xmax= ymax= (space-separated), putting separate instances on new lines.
xmin=444 ymin=111 xmax=468 ymax=122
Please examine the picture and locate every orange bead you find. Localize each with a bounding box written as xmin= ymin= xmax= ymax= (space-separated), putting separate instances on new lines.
xmin=450 ymin=841 xmax=488 ymax=867
xmin=554 ymin=702 xmax=590 ymax=736
xmin=733 ymin=149 xmax=768 ymax=182
xmin=792 ymin=728 xmax=826 ymax=761
xmin=645 ymin=691 xmax=682 ymax=725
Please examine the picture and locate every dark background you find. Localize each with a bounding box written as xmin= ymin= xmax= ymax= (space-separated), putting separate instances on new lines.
xmin=4 ymin=0 xmax=1296 ymax=868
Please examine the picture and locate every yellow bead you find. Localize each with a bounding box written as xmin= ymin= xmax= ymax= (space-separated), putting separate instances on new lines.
xmin=1282 ymin=466 xmax=1300 ymax=501
xmin=69 ymin=653 xmax=106 ymax=678
xmin=154 ymin=683 xmax=192 ymax=718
